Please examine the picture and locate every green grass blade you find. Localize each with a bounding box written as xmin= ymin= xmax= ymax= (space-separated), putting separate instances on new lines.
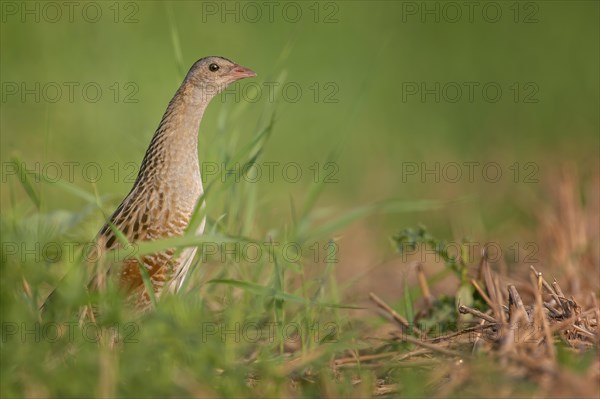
xmin=299 ymin=199 xmax=446 ymax=243
xmin=207 ymin=279 xmax=363 ymax=309
xmin=10 ymin=157 xmax=41 ymax=209
xmin=164 ymin=2 xmax=185 ymax=80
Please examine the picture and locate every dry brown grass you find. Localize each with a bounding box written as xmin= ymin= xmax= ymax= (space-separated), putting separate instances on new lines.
xmin=324 ymin=167 xmax=600 ymax=397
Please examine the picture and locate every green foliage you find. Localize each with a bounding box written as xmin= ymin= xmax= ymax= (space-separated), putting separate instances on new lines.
xmin=393 ymin=225 xmax=471 ymax=283
xmin=393 ymin=225 xmax=482 ymax=330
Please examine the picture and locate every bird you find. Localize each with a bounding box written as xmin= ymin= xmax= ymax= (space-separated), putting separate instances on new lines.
xmin=43 ymin=56 xmax=256 ymax=313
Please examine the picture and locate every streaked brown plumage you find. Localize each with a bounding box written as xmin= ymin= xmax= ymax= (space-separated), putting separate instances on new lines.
xmin=44 ymin=56 xmax=256 ymax=312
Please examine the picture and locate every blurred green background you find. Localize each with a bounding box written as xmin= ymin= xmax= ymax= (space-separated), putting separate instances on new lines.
xmin=1 ymin=2 xmax=599 ymax=397
xmin=1 ymin=0 xmax=598 ymax=248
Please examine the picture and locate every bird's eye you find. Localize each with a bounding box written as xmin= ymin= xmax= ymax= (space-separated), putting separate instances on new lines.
xmin=208 ymin=63 xmax=220 ymax=72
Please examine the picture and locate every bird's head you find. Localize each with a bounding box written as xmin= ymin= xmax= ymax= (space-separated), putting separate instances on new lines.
xmin=185 ymin=56 xmax=256 ymax=99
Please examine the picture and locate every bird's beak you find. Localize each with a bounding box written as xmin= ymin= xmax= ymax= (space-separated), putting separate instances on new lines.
xmin=230 ymin=64 xmax=257 ymax=80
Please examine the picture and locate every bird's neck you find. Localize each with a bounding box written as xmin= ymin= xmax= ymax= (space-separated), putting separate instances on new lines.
xmin=136 ymin=81 xmax=212 ymax=193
